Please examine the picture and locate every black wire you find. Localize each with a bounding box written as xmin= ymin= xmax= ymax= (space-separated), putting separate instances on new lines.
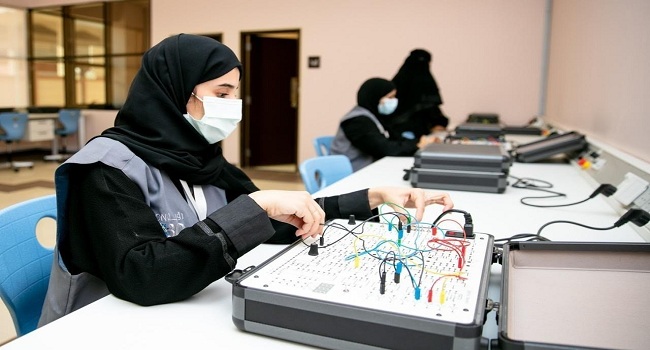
xmin=509 ymin=174 xmax=581 ymax=207
xmin=522 ymin=196 xmax=591 ymax=208
xmin=312 ymin=212 xmax=415 ymax=262
xmin=536 ymin=220 xmax=616 ymax=236
xmin=510 ymin=175 xmax=554 ymax=189
xmin=379 ymin=251 xmax=397 ymax=279
xmin=493 ymin=233 xmax=552 ymax=248
xmin=399 ymin=252 xmax=425 ymax=289
xmin=431 ymin=208 xmax=471 ymax=227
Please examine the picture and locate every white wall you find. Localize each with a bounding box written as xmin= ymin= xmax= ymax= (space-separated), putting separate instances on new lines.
xmin=151 ymin=0 xmax=547 ymax=165
xmin=546 ymin=0 xmax=650 ymax=163
xmin=3 ymin=0 xmax=646 ymax=165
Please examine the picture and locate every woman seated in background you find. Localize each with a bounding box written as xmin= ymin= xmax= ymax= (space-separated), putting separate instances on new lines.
xmin=387 ymin=49 xmax=449 ymax=140
xmin=330 ymin=77 xmax=435 ymax=172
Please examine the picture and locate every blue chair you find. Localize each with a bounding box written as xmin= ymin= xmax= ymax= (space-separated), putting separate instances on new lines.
xmin=299 ymin=155 xmax=353 ymax=194
xmin=0 ymin=112 xmax=34 ymax=172
xmin=0 ymin=194 xmax=57 ymax=337
xmin=313 ymin=135 xmax=335 ymax=157
xmin=45 ymin=109 xmax=81 ymax=161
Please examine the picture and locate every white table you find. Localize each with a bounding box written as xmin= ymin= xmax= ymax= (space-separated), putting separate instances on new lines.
xmin=3 ymin=157 xmax=644 ymax=349
xmin=313 ymin=156 xmax=646 ymax=342
xmin=2 ymin=244 xmax=308 ymax=349
xmin=28 ymin=113 xmax=86 ymax=157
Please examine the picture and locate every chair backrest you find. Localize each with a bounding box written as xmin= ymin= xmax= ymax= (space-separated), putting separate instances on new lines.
xmin=0 ymin=194 xmax=57 ymax=336
xmin=0 ymin=112 xmax=29 ymax=142
xmin=313 ymin=136 xmax=335 ymax=157
xmin=56 ymin=109 xmax=81 ymax=135
xmin=299 ymin=155 xmax=353 ymax=194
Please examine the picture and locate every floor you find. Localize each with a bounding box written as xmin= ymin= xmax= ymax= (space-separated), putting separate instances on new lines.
xmin=0 ymin=152 xmax=305 ymax=345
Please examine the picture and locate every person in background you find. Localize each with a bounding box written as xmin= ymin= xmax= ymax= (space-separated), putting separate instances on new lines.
xmin=38 ymin=34 xmax=454 ymax=327
xmin=330 ymin=77 xmax=436 ymax=172
xmin=387 ymin=49 xmax=449 ymax=140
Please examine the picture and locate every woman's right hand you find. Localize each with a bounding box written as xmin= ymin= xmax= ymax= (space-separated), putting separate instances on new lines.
xmin=417 ymin=135 xmax=439 ymax=148
xmin=248 ymin=190 xmax=325 ymax=239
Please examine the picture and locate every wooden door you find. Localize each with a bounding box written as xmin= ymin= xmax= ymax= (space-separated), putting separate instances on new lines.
xmin=241 ymin=32 xmax=299 ymax=169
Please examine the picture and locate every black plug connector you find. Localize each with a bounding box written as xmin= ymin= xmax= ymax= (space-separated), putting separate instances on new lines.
xmin=614 ymin=209 xmax=650 ymax=227
xmin=463 ymin=213 xmax=475 ymax=238
xmin=431 ymin=209 xmax=475 ymax=238
xmin=379 ymin=271 xmax=387 ymax=295
xmin=308 ymin=243 xmax=319 ymax=256
xmin=589 ymin=184 xmax=617 ymax=198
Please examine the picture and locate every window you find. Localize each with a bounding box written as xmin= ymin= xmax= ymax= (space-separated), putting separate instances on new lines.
xmin=29 ymin=0 xmax=149 ymax=109
xmin=0 ymin=6 xmax=29 ymax=108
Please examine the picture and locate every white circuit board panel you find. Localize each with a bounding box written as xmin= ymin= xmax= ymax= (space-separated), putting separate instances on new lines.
xmin=240 ymin=218 xmax=492 ymax=325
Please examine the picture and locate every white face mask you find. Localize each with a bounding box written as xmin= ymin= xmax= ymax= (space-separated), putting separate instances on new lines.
xmin=185 ymin=93 xmax=242 ymax=144
xmin=378 ymin=97 xmax=398 ymax=115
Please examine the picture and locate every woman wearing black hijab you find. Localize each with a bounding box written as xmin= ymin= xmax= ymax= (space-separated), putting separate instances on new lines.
xmin=330 ymin=77 xmax=435 ymax=172
xmin=39 ymin=35 xmax=453 ymax=326
xmin=388 ymin=49 xmax=449 ymax=139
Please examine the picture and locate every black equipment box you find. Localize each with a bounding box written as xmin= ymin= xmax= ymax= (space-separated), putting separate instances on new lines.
xmin=466 ymin=113 xmax=500 ymax=124
xmin=502 ymin=125 xmax=543 ymax=135
xmin=514 ymin=131 xmax=587 ymax=163
xmin=231 ymin=219 xmax=495 ymax=350
xmin=454 ymin=122 xmax=503 ymax=139
xmin=414 ymin=143 xmax=511 ymax=173
xmin=410 ymin=143 xmax=511 ymax=193
xmin=410 ymin=168 xmax=508 ymax=194
xmin=497 ymin=241 xmax=650 ymax=350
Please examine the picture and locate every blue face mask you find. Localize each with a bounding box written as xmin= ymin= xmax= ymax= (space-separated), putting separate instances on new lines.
xmin=378 ymin=97 xmax=398 ymax=115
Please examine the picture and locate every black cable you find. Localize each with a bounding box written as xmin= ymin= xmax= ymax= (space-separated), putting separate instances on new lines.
xmin=536 ymin=220 xmax=615 ymax=236
xmin=510 ymin=175 xmax=617 ymax=208
xmin=431 ymin=209 xmax=474 ymax=237
xmin=510 ymin=175 xmax=554 ymax=189
xmin=493 ymin=233 xmax=552 ymax=248
xmin=535 ymin=208 xmax=649 ymax=236
xmin=312 ymin=211 xmax=417 ymax=262
xmin=510 ymin=175 xmax=567 ymax=206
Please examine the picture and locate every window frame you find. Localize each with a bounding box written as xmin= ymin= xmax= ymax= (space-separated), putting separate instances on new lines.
xmin=28 ymin=0 xmax=150 ymax=109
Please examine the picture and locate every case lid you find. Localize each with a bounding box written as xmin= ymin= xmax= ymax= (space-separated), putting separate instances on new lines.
xmin=499 ymin=241 xmax=650 ymax=349
xmin=414 ymin=143 xmax=512 ymax=173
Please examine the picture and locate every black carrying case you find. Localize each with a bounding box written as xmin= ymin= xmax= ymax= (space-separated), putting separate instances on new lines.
xmin=230 ymin=219 xmax=495 ymax=350
xmin=454 ymin=123 xmax=504 ymax=139
xmin=229 ymin=221 xmax=650 ymax=350
xmin=513 ymin=131 xmax=587 ymax=163
xmin=409 ymin=143 xmax=512 ymax=194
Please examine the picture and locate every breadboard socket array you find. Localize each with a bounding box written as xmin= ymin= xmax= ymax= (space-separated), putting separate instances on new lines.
xmin=237 ymin=218 xmax=493 ymax=325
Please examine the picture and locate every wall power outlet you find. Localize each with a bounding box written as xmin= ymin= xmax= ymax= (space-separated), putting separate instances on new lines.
xmin=632 ymin=187 xmax=650 ymax=214
xmin=614 ymin=172 xmax=649 ymax=206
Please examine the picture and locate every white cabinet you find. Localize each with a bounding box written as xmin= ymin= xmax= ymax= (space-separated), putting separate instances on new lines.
xmin=25 ymin=119 xmax=54 ymax=142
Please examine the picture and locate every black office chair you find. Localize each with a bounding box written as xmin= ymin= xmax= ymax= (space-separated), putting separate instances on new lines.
xmin=0 ymin=112 xmax=34 ymax=172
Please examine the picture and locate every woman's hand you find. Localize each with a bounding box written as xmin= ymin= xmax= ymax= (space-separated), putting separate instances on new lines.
xmin=249 ymin=190 xmax=325 ymax=239
xmin=417 ymin=135 xmax=440 ymax=148
xmin=368 ymin=187 xmax=453 ymax=221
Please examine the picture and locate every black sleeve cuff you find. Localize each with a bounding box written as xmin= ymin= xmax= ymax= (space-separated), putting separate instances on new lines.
xmin=206 ymin=195 xmax=275 ymax=256
xmin=319 ymin=188 xmax=374 ymax=220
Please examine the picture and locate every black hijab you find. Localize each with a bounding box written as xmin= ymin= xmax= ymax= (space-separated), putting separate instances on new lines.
xmin=391 ymin=49 xmax=442 ymax=115
xmin=356 ymin=77 xmax=396 ymax=117
xmin=101 ymin=34 xmax=258 ymax=195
